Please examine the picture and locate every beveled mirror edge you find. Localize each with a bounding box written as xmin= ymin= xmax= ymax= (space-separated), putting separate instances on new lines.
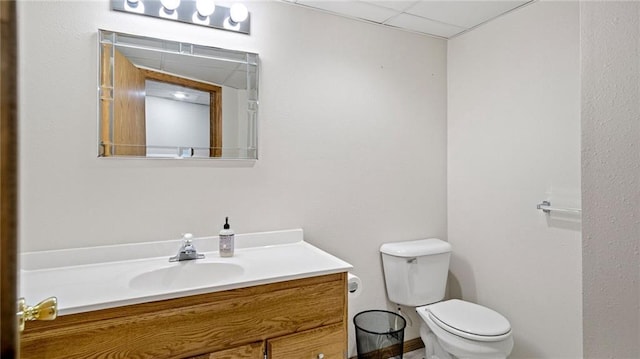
xmin=96 ymin=29 xmax=260 ymax=161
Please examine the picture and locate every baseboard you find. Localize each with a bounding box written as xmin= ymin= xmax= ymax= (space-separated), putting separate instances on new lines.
xmin=349 ymin=337 xmax=424 ymax=359
xmin=404 ymin=337 xmax=425 ymax=353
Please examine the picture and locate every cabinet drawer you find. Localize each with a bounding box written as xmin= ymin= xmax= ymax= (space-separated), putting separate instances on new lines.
xmin=267 ymin=323 xmax=345 ymax=359
xmin=190 ymin=341 xmax=265 ymax=359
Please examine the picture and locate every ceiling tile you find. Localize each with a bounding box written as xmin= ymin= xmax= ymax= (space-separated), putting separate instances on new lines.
xmin=385 ymin=13 xmax=466 ymax=38
xmin=297 ymin=0 xmax=398 ymax=23
xmin=359 ymin=0 xmax=419 ymax=12
xmin=406 ymin=1 xmax=529 ymax=28
xmin=283 ymin=0 xmax=533 ymax=38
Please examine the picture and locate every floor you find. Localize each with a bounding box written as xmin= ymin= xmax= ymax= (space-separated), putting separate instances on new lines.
xmin=351 ymin=348 xmax=424 ymax=359
xmin=403 ymin=348 xmax=425 ymax=359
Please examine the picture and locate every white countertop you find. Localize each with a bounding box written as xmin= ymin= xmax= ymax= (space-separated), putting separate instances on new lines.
xmin=19 ymin=229 xmax=352 ymax=316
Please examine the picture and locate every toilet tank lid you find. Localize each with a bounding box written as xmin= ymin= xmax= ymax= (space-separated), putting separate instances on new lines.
xmin=380 ymin=238 xmax=451 ymax=257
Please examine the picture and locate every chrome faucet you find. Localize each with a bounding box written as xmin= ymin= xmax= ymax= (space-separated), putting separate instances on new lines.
xmin=169 ymin=233 xmax=205 ymax=262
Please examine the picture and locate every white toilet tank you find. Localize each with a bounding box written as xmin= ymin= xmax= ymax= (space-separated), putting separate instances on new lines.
xmin=380 ymin=238 xmax=452 ymax=307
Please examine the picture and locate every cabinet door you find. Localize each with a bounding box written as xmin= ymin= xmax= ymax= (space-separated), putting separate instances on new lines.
xmin=189 ymin=341 xmax=265 ymax=359
xmin=267 ymin=323 xmax=345 ymax=359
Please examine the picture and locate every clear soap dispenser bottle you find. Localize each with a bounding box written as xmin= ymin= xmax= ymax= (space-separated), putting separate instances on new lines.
xmin=219 ymin=217 xmax=234 ymax=257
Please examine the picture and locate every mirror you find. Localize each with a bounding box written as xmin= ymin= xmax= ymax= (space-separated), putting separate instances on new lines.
xmin=98 ymin=30 xmax=258 ymax=159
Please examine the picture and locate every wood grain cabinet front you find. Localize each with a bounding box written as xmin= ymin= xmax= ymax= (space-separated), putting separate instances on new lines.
xmin=189 ymin=341 xmax=265 ymax=359
xmin=267 ymin=323 xmax=345 ymax=359
xmin=20 ymin=273 xmax=347 ymax=359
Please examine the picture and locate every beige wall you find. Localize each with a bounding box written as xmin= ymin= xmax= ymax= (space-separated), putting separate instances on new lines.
xmin=581 ymin=2 xmax=640 ymax=358
xmin=22 ymin=1 xmax=640 ymax=357
xmin=448 ymin=2 xmax=582 ymax=357
xmin=17 ymin=0 xmax=447 ymax=354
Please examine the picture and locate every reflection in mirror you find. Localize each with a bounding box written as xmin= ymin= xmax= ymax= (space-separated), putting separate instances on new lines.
xmin=98 ymin=30 xmax=258 ymax=159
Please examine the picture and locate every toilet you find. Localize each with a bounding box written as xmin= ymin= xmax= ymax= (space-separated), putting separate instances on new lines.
xmin=380 ymin=238 xmax=513 ymax=359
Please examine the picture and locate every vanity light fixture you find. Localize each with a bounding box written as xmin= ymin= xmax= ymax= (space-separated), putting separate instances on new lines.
xmin=229 ymin=3 xmax=248 ymax=23
xmin=159 ymin=0 xmax=180 ymax=19
xmin=196 ymin=0 xmax=215 ymax=17
xmin=192 ymin=0 xmax=215 ymax=25
xmin=161 ymin=0 xmax=180 ymax=11
xmin=224 ymin=3 xmax=247 ymax=30
xmin=111 ymin=0 xmax=250 ymax=34
xmin=124 ymin=0 xmax=145 ymax=13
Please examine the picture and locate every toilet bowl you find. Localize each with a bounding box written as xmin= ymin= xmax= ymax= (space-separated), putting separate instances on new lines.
xmin=380 ymin=238 xmax=514 ymax=359
xmin=417 ymin=299 xmax=513 ymax=359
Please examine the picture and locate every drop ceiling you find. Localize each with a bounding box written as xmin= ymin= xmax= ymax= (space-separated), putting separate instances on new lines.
xmin=281 ymin=0 xmax=535 ymax=38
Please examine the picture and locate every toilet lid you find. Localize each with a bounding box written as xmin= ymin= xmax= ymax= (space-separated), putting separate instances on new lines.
xmin=426 ymin=299 xmax=511 ymax=342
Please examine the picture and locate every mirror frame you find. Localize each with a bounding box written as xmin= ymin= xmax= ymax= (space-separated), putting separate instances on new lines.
xmin=98 ymin=29 xmax=259 ymax=159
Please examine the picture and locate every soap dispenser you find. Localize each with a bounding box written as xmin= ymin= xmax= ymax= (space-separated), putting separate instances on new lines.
xmin=219 ymin=217 xmax=234 ymax=257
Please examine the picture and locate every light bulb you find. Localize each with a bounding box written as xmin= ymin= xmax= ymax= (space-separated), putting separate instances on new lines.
xmin=223 ymin=17 xmax=240 ymax=31
xmin=196 ymin=0 xmax=216 ymax=17
xmin=124 ymin=0 xmax=144 ymax=13
xmin=229 ymin=3 xmax=248 ymax=24
xmin=160 ymin=0 xmax=180 ymax=11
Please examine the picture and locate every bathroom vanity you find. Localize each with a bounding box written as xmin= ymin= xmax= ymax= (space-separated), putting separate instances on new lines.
xmin=19 ymin=229 xmax=351 ymax=359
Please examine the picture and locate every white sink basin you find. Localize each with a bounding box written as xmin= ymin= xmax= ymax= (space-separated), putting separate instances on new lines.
xmin=129 ymin=261 xmax=244 ymax=291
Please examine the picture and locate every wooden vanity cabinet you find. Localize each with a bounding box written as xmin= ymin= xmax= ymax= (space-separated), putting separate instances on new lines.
xmin=267 ymin=323 xmax=345 ymax=359
xmin=20 ymin=273 xmax=348 ymax=359
xmin=189 ymin=341 xmax=265 ymax=359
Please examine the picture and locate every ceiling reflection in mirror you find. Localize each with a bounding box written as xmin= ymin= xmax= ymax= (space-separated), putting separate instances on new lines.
xmin=98 ymin=30 xmax=258 ymax=159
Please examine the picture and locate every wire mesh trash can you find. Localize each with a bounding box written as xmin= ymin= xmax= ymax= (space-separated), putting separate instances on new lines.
xmin=354 ymin=310 xmax=406 ymax=359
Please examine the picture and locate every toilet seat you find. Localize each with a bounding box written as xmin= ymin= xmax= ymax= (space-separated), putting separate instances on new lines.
xmin=426 ymin=299 xmax=511 ymax=342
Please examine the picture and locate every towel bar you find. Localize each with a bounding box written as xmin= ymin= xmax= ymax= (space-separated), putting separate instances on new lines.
xmin=537 ymin=201 xmax=581 ymax=214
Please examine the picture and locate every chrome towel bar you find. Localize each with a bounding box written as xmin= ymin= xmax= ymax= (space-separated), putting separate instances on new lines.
xmin=537 ymin=201 xmax=582 ymax=214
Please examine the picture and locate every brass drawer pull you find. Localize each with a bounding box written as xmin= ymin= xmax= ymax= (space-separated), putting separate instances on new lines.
xmin=17 ymin=297 xmax=58 ymax=331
